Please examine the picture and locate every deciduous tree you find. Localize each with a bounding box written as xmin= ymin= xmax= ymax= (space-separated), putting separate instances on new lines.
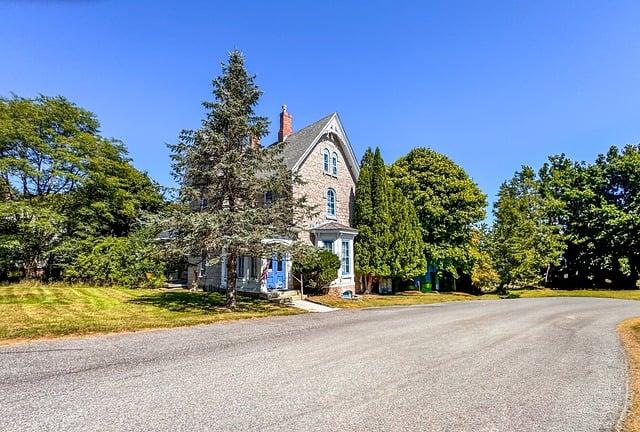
xmin=491 ymin=166 xmax=564 ymax=288
xmin=390 ymin=148 xmax=486 ymax=282
xmin=0 ymin=94 xmax=164 ymax=280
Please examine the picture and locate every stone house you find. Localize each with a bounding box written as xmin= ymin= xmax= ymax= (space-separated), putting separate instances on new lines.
xmin=191 ymin=106 xmax=359 ymax=296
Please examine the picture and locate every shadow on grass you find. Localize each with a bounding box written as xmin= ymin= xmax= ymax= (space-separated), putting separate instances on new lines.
xmin=129 ymin=291 xmax=276 ymax=313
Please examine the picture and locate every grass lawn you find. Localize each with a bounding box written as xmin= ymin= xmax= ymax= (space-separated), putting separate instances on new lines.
xmin=310 ymin=291 xmax=498 ymax=308
xmin=310 ymin=288 xmax=640 ymax=309
xmin=619 ymin=318 xmax=640 ymax=432
xmin=0 ymin=283 xmax=301 ymax=344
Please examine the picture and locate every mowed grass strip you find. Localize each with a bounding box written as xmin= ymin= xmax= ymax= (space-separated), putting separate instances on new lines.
xmin=311 ymin=288 xmax=640 ymax=309
xmin=619 ymin=318 xmax=640 ymax=432
xmin=310 ymin=291 xmax=497 ymax=309
xmin=0 ymin=283 xmax=301 ymax=344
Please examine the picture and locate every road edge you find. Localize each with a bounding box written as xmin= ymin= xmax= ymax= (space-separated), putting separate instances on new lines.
xmin=617 ymin=318 xmax=640 ymax=432
xmin=0 ymin=310 xmax=306 ymax=348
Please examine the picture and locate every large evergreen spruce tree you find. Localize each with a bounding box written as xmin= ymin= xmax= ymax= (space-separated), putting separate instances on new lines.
xmin=167 ymin=51 xmax=309 ymax=308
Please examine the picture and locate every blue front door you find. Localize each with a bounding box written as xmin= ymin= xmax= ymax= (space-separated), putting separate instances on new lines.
xmin=266 ymin=253 xmax=286 ymax=290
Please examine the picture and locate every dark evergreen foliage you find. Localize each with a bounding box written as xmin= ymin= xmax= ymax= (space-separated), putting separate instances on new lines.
xmin=165 ymin=51 xmax=312 ymax=308
xmin=389 ymin=187 xmax=427 ymax=281
xmin=354 ymin=147 xmax=426 ymax=292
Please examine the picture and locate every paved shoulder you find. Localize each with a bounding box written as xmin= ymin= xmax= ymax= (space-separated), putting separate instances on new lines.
xmin=0 ymin=297 xmax=638 ymax=431
xmin=290 ymin=299 xmax=337 ymax=312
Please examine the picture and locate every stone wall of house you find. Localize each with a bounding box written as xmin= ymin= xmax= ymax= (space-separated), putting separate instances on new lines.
xmin=187 ymin=259 xmax=222 ymax=290
xmin=294 ymin=133 xmax=357 ymax=244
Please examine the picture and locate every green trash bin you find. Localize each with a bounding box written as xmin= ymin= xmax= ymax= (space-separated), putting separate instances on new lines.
xmin=421 ymin=279 xmax=432 ymax=293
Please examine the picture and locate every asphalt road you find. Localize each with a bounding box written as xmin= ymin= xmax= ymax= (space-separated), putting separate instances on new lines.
xmin=1 ymin=298 xmax=639 ymax=432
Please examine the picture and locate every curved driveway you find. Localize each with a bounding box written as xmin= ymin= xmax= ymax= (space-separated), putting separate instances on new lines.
xmin=1 ymin=297 xmax=639 ymax=431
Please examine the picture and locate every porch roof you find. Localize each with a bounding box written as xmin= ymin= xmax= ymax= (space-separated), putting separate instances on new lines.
xmin=310 ymin=221 xmax=358 ymax=234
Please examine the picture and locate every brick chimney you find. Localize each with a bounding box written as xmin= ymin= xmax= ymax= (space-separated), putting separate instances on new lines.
xmin=278 ymin=104 xmax=293 ymax=141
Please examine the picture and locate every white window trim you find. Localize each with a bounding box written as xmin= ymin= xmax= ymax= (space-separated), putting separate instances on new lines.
xmin=237 ymin=256 xmax=246 ymax=280
xmin=322 ymin=148 xmax=330 ymax=173
xmin=341 ymin=240 xmax=351 ymax=275
xmin=332 ymin=152 xmax=338 ymax=176
xmin=199 ymin=258 xmax=207 ymax=278
xmin=326 ymin=187 xmax=337 ymax=217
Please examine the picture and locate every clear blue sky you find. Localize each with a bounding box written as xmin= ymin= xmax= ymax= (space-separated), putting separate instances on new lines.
xmin=2 ymin=0 xmax=640 ymax=213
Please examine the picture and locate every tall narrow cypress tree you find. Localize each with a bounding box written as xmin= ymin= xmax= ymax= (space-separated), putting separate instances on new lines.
xmin=389 ymin=187 xmax=427 ymax=281
xmin=370 ymin=148 xmax=393 ymax=279
xmin=354 ymin=147 xmax=395 ymax=292
xmin=353 ymin=149 xmax=375 ymax=290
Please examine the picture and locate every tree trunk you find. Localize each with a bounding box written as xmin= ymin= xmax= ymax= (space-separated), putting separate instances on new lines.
xmin=24 ymin=255 xmax=40 ymax=280
xmin=364 ymin=274 xmax=372 ymax=295
xmin=190 ymin=266 xmax=199 ymax=292
xmin=544 ymin=263 xmax=551 ymax=286
xmin=226 ymin=252 xmax=238 ymax=309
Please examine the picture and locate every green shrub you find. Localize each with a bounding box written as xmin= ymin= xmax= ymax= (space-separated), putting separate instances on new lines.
xmin=64 ymin=234 xmax=164 ymax=288
xmin=292 ymin=247 xmax=340 ymax=294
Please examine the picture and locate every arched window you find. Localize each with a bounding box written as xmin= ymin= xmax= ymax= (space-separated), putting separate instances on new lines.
xmin=326 ymin=188 xmax=336 ymax=217
xmin=323 ymin=149 xmax=330 ymax=173
xmin=332 ymin=152 xmax=338 ymax=176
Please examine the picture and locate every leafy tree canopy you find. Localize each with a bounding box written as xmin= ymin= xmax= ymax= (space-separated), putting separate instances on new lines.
xmin=491 ymin=166 xmax=564 ymax=288
xmin=292 ymin=246 xmax=341 ymax=294
xmin=537 ymin=145 xmax=640 ymax=288
xmin=0 ymin=94 xmax=164 ymax=280
xmin=390 ymin=147 xmax=486 ymax=277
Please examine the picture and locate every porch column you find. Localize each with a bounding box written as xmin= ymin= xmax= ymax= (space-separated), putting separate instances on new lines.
xmin=220 ymin=247 xmax=227 ymax=289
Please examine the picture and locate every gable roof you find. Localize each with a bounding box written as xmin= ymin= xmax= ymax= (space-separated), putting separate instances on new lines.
xmin=274 ymin=112 xmax=360 ymax=181
xmin=278 ymin=113 xmax=335 ymax=170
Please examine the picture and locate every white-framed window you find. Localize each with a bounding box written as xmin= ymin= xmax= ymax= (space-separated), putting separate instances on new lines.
xmin=237 ymin=256 xmax=245 ymax=278
xmin=332 ymin=152 xmax=338 ymax=176
xmin=323 ymin=148 xmax=330 ymax=173
xmin=341 ymin=241 xmax=350 ymax=275
xmin=250 ymin=257 xmax=258 ymax=279
xmin=326 ymin=188 xmax=336 ymax=217
xmin=323 ymin=240 xmax=334 ymax=252
xmin=199 ymin=253 xmax=207 ymax=278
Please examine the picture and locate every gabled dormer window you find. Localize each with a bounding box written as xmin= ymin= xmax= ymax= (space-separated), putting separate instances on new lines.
xmin=332 ymin=152 xmax=338 ymax=176
xmin=323 ymin=148 xmax=330 ymax=173
xmin=326 ymin=187 xmax=336 ymax=217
